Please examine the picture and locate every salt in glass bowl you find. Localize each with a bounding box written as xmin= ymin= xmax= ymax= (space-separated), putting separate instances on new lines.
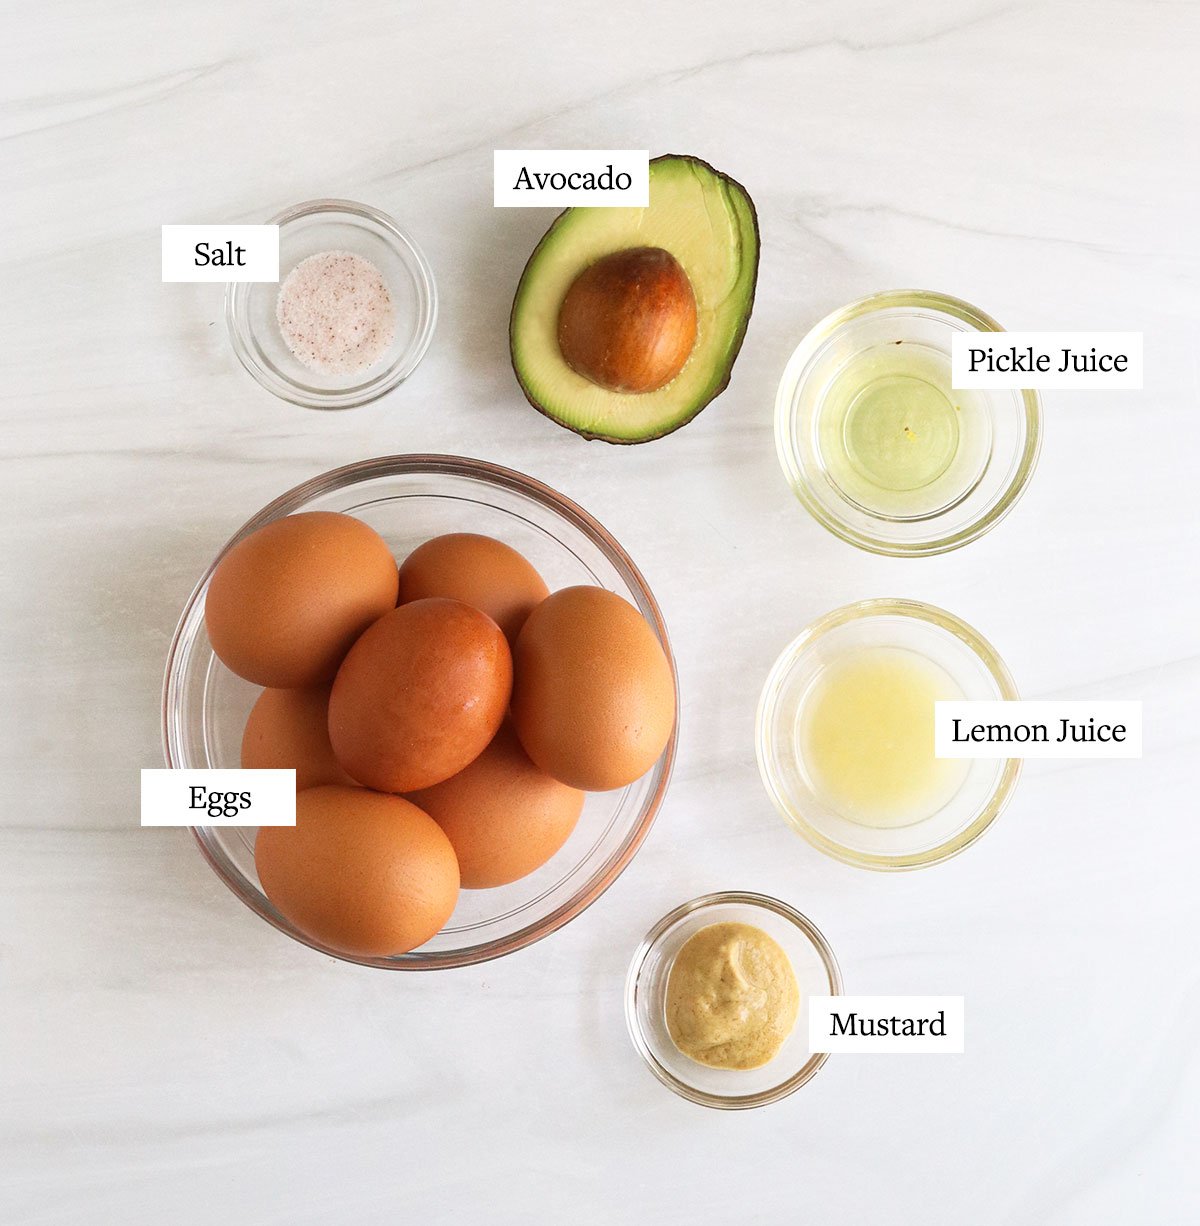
xmin=225 ymin=199 xmax=437 ymax=410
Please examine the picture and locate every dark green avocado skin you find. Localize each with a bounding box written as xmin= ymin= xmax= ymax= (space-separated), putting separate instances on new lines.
xmin=509 ymin=154 xmax=761 ymax=445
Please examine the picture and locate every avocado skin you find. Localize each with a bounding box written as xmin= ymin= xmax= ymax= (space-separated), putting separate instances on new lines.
xmin=509 ymin=154 xmax=761 ymax=445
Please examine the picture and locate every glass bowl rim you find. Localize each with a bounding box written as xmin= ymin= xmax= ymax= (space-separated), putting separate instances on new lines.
xmin=774 ymin=288 xmax=1043 ymax=557
xmin=161 ymin=453 xmax=679 ymax=970
xmin=755 ymin=597 xmax=1022 ymax=871
xmin=624 ymin=890 xmax=843 ymax=1109
xmin=224 ymin=197 xmax=438 ymax=411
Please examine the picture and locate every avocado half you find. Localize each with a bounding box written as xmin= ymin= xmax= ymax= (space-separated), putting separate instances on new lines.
xmin=509 ymin=154 xmax=760 ymax=444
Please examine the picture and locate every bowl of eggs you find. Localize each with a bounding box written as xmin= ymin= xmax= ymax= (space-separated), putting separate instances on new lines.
xmin=163 ymin=455 xmax=678 ymax=969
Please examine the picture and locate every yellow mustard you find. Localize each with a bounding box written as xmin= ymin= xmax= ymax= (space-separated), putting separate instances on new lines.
xmin=665 ymin=922 xmax=799 ymax=1070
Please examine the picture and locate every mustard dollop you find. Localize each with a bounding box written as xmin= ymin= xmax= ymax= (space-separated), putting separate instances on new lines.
xmin=665 ymin=922 xmax=799 ymax=1070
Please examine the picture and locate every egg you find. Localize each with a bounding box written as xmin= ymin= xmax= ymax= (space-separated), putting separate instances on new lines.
xmin=407 ymin=722 xmax=584 ymax=888
xmin=328 ymin=597 xmax=512 ymax=792
xmin=205 ymin=511 xmax=399 ymax=688
xmin=240 ymin=685 xmax=356 ymax=791
xmin=254 ymin=785 xmax=459 ymax=957
xmin=511 ymin=586 xmax=676 ymax=791
xmin=397 ymin=533 xmax=549 ymax=644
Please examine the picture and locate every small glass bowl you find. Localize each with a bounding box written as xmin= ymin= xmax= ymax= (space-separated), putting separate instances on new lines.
xmin=756 ymin=599 xmax=1020 ymax=870
xmin=776 ymin=290 xmax=1041 ymax=556
xmin=625 ymin=892 xmax=841 ymax=1109
xmin=226 ymin=199 xmax=437 ymax=410
xmin=162 ymin=455 xmax=677 ymax=969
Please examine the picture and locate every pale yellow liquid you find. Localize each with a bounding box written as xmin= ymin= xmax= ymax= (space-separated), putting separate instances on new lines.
xmin=816 ymin=343 xmax=990 ymax=520
xmin=798 ymin=647 xmax=968 ymax=828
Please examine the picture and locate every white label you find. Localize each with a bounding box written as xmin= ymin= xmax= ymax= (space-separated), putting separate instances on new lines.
xmin=161 ymin=225 xmax=280 ymax=282
xmin=140 ymin=769 xmax=296 ymax=827
xmin=809 ymin=996 xmax=965 ymax=1054
xmin=935 ymin=700 xmax=1142 ymax=758
xmin=951 ymin=331 xmax=1142 ymax=389
xmin=493 ymin=149 xmax=649 ymax=207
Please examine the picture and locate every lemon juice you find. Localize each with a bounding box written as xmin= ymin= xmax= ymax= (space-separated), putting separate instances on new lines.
xmin=798 ymin=646 xmax=968 ymax=828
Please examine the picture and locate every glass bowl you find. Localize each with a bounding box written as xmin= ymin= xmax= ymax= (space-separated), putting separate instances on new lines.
xmin=226 ymin=199 xmax=437 ymax=410
xmin=162 ymin=455 xmax=678 ymax=969
xmin=757 ymin=599 xmax=1020 ymax=870
xmin=775 ymin=290 xmax=1041 ymax=555
xmin=625 ymin=892 xmax=841 ymax=1109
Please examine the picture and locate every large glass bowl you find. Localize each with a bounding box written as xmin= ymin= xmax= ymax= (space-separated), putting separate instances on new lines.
xmin=162 ymin=455 xmax=678 ymax=969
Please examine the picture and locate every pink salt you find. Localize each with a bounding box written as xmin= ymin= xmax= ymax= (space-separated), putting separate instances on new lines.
xmin=275 ymin=250 xmax=397 ymax=376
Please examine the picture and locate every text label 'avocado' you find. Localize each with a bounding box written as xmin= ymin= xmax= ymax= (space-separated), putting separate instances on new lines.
xmin=494 ymin=150 xmax=649 ymax=207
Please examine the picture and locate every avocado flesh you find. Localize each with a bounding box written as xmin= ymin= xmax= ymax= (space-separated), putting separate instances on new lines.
xmin=510 ymin=155 xmax=759 ymax=443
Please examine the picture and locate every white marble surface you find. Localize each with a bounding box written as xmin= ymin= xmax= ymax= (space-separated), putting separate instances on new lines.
xmin=3 ymin=2 xmax=1198 ymax=1222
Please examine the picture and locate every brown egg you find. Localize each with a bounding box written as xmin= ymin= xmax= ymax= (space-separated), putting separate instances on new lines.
xmin=328 ymin=598 xmax=512 ymax=793
xmin=407 ymin=722 xmax=584 ymax=889
xmin=512 ymin=586 xmax=676 ymax=791
xmin=255 ymin=786 xmax=459 ymax=957
xmin=205 ymin=511 xmax=398 ymax=688
xmin=397 ymin=533 xmax=549 ymax=644
xmin=241 ymin=685 xmax=356 ymax=791
xmin=557 ymin=247 xmax=698 ymax=393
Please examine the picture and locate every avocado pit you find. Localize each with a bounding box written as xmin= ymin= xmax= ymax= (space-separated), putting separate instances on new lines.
xmin=557 ymin=246 xmax=697 ymax=394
